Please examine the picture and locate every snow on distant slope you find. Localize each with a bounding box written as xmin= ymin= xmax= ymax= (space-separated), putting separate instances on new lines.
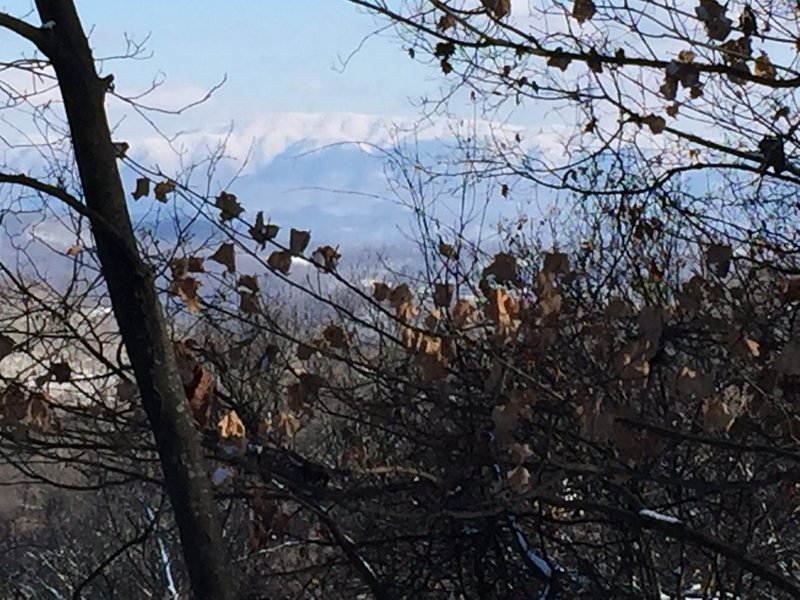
xmin=121 ymin=111 xmax=545 ymax=247
xmin=129 ymin=111 xmax=533 ymax=174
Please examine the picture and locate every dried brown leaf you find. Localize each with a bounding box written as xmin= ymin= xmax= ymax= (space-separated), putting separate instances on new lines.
xmin=481 ymin=0 xmax=510 ymax=18
xmin=218 ymin=410 xmax=245 ymax=439
xmin=310 ymin=245 xmax=340 ymax=272
xmin=543 ymin=251 xmax=569 ymax=275
xmin=754 ymin=52 xmax=776 ymax=79
xmin=703 ymin=396 xmax=736 ymax=433
xmin=644 ymin=114 xmax=667 ymax=134
xmin=132 ymin=177 xmax=150 ymax=200
xmin=547 ymin=50 xmax=572 ymax=71
xmin=170 ymin=277 xmax=202 ymax=313
xmin=373 ymin=282 xmax=391 ymax=302
xmin=0 ymin=335 xmax=14 ymax=362
xmin=187 ymin=256 xmax=205 ymax=273
xmin=434 ymin=283 xmax=454 ymax=307
xmin=215 ymin=192 xmax=244 ymax=222
xmin=482 ymin=252 xmax=518 ymax=286
xmin=323 ymin=324 xmax=349 ymax=350
xmin=389 ymin=283 xmax=413 ymax=309
xmin=50 ymin=362 xmax=70 ymax=383
xmin=706 ymin=243 xmax=733 ymax=276
xmin=239 ymin=291 xmax=262 ymax=314
xmin=267 ymin=250 xmax=292 ymax=275
xmin=249 ymin=211 xmax=279 ymax=249
xmin=289 ymin=229 xmax=311 ymax=256
xmin=209 ymin=243 xmax=236 ymax=273
xmin=237 ymin=274 xmax=260 ymax=293
xmin=452 ymin=299 xmax=477 ymax=328
xmin=154 ymin=180 xmax=176 ymax=203
xmin=572 ymin=0 xmax=596 ymax=23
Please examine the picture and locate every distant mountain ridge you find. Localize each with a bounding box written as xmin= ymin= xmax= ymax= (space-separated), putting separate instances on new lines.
xmin=125 ymin=112 xmax=533 ymax=246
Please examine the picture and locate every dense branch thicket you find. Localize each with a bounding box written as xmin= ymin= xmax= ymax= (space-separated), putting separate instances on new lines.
xmin=0 ymin=1 xmax=799 ymax=598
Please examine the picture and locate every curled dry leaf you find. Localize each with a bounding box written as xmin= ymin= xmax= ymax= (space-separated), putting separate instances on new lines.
xmin=322 ymin=324 xmax=349 ymax=350
xmin=249 ymin=211 xmax=279 ymax=249
xmin=112 ymin=141 xmax=129 ymax=158
xmin=728 ymin=328 xmax=761 ymax=358
xmin=310 ymin=245 xmax=340 ymax=272
xmin=373 ymin=281 xmax=391 ymax=302
xmin=50 ymin=362 xmax=71 ymax=383
xmin=187 ymin=257 xmax=205 ymax=273
xmin=289 ymin=229 xmax=311 ymax=256
xmin=153 ymin=180 xmax=176 ymax=203
xmin=452 ymin=299 xmax=477 ymax=328
xmin=572 ymin=0 xmax=596 ymax=23
xmin=743 ymin=337 xmax=760 ymax=357
xmin=218 ymin=410 xmax=245 ymax=439
xmin=0 ymin=386 xmax=52 ymax=431
xmin=187 ymin=366 xmax=214 ymax=429
xmin=237 ymin=275 xmax=260 ymax=293
xmin=170 ymin=277 xmax=202 ymax=313
xmin=481 ymin=0 xmax=510 ymax=19
xmin=487 ymin=288 xmax=520 ymax=333
xmin=0 ymin=384 xmax=28 ymax=424
xmin=297 ymin=342 xmax=318 ymax=360
xmin=424 ymin=308 xmax=441 ymax=331
xmin=754 ymin=52 xmax=776 ymax=79
xmin=116 ymin=380 xmax=137 ymax=404
xmin=438 ymin=12 xmax=456 ymax=31
xmin=26 ymin=391 xmax=52 ymax=432
xmin=695 ymin=0 xmax=732 ymax=41
xmin=239 ymin=291 xmax=262 ymax=314
xmin=438 ymin=240 xmax=458 ymax=259
xmin=644 ymin=114 xmax=667 ymax=134
xmin=543 ymin=251 xmax=569 ymax=275
xmin=0 ymin=334 xmax=14 ymax=362
xmin=703 ymin=396 xmax=736 ymax=433
xmin=215 ymin=191 xmax=244 ymax=222
xmin=507 ymin=464 xmax=531 ymax=492
xmin=396 ymin=301 xmax=418 ymax=324
xmin=434 ymin=283 xmax=454 ymax=307
xmin=276 ymin=410 xmax=301 ymax=438
xmin=617 ymin=339 xmax=652 ymax=380
xmin=547 ymin=50 xmax=572 ymax=71
xmin=706 ymin=243 xmax=733 ymax=276
xmin=131 ymin=177 xmax=150 ymax=200
xmin=209 ymin=243 xmax=236 ymax=273
xmin=268 ymin=250 xmax=292 ymax=275
xmin=389 ymin=283 xmax=413 ymax=309
xmin=482 ymin=252 xmax=518 ymax=286
xmin=170 ymin=257 xmax=189 ymax=280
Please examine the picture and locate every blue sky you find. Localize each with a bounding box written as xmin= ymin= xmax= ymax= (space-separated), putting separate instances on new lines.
xmin=65 ymin=0 xmax=435 ymax=116
xmin=0 ymin=1 xmax=548 ymax=254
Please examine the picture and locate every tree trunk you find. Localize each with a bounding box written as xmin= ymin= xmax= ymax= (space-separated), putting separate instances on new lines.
xmin=32 ymin=2 xmax=235 ymax=597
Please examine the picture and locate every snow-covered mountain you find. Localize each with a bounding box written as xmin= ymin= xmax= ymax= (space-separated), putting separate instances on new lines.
xmin=2 ymin=112 xmax=547 ymax=274
xmin=124 ymin=111 xmax=541 ymax=247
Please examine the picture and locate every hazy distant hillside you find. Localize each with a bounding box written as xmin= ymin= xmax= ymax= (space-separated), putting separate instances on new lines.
xmin=122 ymin=112 xmax=536 ymax=246
xmin=2 ymin=112 xmax=538 ymax=274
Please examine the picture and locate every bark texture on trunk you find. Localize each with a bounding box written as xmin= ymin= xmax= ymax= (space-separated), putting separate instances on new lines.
xmin=31 ymin=2 xmax=235 ymax=597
